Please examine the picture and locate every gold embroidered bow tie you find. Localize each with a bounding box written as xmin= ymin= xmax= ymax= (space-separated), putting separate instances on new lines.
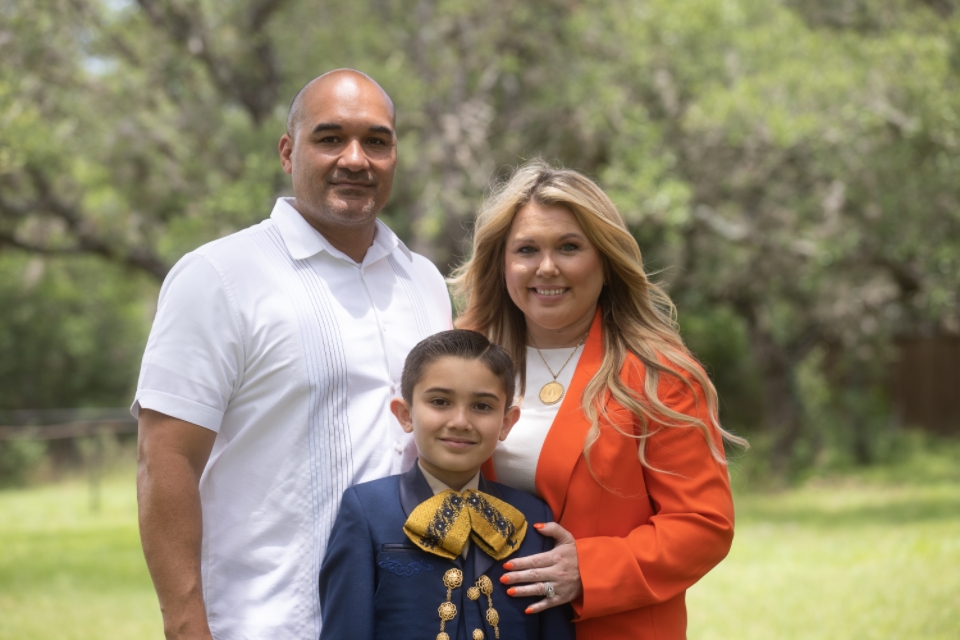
xmin=403 ymin=489 xmax=527 ymax=561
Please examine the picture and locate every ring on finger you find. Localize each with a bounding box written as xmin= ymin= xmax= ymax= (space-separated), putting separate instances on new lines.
xmin=542 ymin=581 xmax=555 ymax=598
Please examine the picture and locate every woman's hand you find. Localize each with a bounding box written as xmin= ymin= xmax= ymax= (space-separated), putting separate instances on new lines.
xmin=500 ymin=522 xmax=582 ymax=613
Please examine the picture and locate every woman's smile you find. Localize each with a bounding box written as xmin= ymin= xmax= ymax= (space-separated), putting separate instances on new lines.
xmin=505 ymin=202 xmax=604 ymax=347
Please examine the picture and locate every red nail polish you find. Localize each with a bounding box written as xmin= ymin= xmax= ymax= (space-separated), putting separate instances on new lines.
xmin=507 ymin=588 xmax=517 ymax=596
xmin=533 ymin=523 xmax=544 ymax=530
xmin=499 ymin=575 xmax=510 ymax=584
xmin=525 ymin=607 xmax=534 ymax=615
xmin=503 ymin=562 xmax=514 ymax=570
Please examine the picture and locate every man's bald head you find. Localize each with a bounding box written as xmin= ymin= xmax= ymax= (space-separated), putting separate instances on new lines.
xmin=286 ymin=69 xmax=395 ymax=137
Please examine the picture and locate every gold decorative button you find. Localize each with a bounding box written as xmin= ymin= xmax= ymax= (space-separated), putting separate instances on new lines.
xmin=467 ymin=586 xmax=481 ymax=600
xmin=477 ymin=575 xmax=493 ymax=595
xmin=438 ymin=601 xmax=457 ymax=621
xmin=443 ymin=568 xmax=464 ymax=589
xmin=472 ymin=629 xmax=485 ymax=640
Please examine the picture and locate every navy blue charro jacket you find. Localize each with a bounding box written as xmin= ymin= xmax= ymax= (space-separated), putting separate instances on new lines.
xmin=319 ymin=463 xmax=575 ymax=640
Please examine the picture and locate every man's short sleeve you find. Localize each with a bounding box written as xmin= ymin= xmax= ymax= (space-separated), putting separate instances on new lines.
xmin=131 ymin=252 xmax=244 ymax=432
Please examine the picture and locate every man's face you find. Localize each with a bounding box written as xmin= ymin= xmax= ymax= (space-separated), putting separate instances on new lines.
xmin=279 ymin=76 xmax=397 ymax=233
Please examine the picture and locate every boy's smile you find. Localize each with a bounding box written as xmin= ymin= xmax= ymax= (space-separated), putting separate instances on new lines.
xmin=390 ymin=356 xmax=520 ymax=490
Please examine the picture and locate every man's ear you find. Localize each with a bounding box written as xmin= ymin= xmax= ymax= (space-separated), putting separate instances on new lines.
xmin=499 ymin=405 xmax=521 ymax=442
xmin=278 ymin=133 xmax=294 ymax=175
xmin=390 ymin=397 xmax=414 ymax=434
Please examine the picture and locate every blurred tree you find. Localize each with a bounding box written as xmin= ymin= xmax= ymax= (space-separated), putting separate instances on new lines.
xmin=1 ymin=0 xmax=958 ymax=474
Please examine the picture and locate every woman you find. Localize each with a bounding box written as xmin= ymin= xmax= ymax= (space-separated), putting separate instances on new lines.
xmin=450 ymin=160 xmax=747 ymax=639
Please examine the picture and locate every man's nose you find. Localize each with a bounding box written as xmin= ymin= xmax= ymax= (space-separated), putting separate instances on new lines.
xmin=338 ymin=139 xmax=369 ymax=171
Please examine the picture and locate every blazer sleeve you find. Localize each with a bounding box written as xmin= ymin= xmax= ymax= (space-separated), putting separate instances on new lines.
xmin=572 ymin=368 xmax=735 ymax=621
xmin=319 ymin=488 xmax=376 ymax=640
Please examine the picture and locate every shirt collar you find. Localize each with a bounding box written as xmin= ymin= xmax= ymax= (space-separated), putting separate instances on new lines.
xmin=270 ymin=197 xmax=412 ymax=264
xmin=418 ymin=460 xmax=481 ymax=495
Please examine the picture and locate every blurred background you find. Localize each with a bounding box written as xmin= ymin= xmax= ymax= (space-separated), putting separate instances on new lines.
xmin=0 ymin=0 xmax=958 ymax=638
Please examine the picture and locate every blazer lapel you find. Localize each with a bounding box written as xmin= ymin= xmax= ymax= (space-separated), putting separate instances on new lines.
xmin=398 ymin=461 xmax=436 ymax=519
xmin=471 ymin=474 xmax=500 ymax=578
xmin=534 ymin=306 xmax=604 ymax=521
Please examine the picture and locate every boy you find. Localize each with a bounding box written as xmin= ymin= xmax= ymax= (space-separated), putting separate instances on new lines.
xmin=319 ymin=330 xmax=574 ymax=640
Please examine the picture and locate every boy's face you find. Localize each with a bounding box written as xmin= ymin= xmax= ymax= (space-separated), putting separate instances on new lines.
xmin=390 ymin=356 xmax=520 ymax=491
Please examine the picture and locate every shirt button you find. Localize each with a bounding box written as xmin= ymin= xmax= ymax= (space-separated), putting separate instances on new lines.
xmin=395 ymin=442 xmax=403 ymax=455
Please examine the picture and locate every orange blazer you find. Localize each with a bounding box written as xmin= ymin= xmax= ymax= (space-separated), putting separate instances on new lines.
xmin=484 ymin=309 xmax=734 ymax=639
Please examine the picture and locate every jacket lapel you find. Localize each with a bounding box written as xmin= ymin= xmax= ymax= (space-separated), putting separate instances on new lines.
xmin=398 ymin=461 xmax=435 ymax=518
xmin=471 ymin=474 xmax=500 ymax=578
xmin=534 ymin=306 xmax=604 ymax=521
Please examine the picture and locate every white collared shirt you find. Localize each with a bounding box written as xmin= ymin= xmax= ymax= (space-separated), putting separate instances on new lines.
xmin=132 ymin=198 xmax=452 ymax=640
xmin=493 ymin=345 xmax=584 ymax=496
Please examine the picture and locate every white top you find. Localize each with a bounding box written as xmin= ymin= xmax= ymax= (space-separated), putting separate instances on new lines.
xmin=419 ymin=462 xmax=481 ymax=558
xmin=493 ymin=345 xmax=584 ymax=496
xmin=132 ymin=198 xmax=452 ymax=640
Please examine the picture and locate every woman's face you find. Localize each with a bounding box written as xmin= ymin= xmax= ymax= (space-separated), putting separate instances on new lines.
xmin=504 ymin=202 xmax=605 ymax=347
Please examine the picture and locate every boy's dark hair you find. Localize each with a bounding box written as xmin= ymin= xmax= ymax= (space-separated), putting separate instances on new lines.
xmin=400 ymin=330 xmax=515 ymax=409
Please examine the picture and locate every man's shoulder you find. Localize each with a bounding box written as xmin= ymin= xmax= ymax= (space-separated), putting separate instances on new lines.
xmin=486 ymin=480 xmax=552 ymax=520
xmin=191 ymin=218 xmax=276 ymax=262
xmin=163 ymin=218 xmax=277 ymax=287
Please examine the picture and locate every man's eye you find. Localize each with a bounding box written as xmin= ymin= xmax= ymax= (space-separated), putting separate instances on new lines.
xmin=318 ymin=136 xmax=341 ymax=144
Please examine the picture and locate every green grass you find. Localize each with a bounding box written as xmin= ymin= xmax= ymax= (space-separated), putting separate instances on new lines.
xmin=1 ymin=466 xmax=958 ymax=639
xmin=689 ymin=480 xmax=960 ymax=639
xmin=0 ymin=473 xmax=162 ymax=640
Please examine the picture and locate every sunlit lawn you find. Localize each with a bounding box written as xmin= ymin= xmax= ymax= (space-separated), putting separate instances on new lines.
xmin=1 ymin=465 xmax=959 ymax=639
xmin=0 ymin=472 xmax=162 ymax=640
xmin=688 ymin=480 xmax=960 ymax=639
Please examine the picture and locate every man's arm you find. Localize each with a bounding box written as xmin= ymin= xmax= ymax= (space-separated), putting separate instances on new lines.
xmin=137 ymin=408 xmax=217 ymax=640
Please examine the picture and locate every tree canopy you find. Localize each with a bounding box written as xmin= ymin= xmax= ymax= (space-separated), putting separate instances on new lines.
xmin=2 ymin=0 xmax=958 ymax=474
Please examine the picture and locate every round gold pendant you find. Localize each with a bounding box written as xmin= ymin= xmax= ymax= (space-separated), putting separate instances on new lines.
xmin=539 ymin=381 xmax=565 ymax=405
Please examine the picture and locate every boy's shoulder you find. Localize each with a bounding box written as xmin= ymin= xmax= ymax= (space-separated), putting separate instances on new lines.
xmin=346 ymin=474 xmax=401 ymax=499
xmin=486 ymin=479 xmax=553 ymax=520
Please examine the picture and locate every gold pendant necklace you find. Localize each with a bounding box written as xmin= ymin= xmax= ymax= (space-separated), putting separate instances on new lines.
xmin=533 ymin=332 xmax=588 ymax=405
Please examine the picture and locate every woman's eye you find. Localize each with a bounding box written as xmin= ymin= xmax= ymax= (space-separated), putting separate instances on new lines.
xmin=516 ymin=246 xmax=537 ymax=254
xmin=560 ymin=243 xmax=579 ymax=252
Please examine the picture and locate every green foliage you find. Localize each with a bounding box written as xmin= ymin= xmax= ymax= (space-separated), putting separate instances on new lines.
xmin=1 ymin=0 xmax=958 ymax=474
xmin=0 ymin=254 xmax=154 ymax=410
xmin=0 ymin=439 xmax=46 ymax=488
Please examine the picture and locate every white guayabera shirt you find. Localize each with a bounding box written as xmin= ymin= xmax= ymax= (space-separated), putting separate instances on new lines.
xmin=132 ymin=198 xmax=452 ymax=640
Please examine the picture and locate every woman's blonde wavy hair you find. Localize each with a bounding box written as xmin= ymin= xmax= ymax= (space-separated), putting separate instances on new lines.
xmin=449 ymin=160 xmax=748 ymax=475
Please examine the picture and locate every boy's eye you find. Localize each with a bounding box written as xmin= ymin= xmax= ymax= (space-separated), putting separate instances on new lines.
xmin=474 ymin=402 xmax=493 ymax=412
xmin=429 ymin=397 xmax=450 ymax=407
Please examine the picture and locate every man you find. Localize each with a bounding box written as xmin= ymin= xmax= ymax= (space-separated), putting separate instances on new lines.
xmin=134 ymin=69 xmax=452 ymax=640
